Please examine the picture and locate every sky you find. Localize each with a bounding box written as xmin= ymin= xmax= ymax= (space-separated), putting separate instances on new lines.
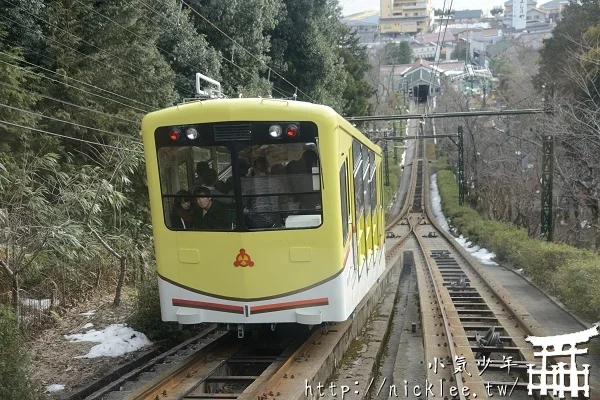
xmin=340 ymin=0 xmax=507 ymax=16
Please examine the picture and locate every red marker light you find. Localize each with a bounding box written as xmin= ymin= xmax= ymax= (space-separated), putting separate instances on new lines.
xmin=286 ymin=124 xmax=298 ymax=137
xmin=169 ymin=129 xmax=180 ymax=141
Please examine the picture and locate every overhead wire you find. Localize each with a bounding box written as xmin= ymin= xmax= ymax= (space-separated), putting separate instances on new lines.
xmin=428 ymin=0 xmax=448 ymax=92
xmin=7 ymin=0 xmax=311 ymax=104
xmin=0 ymin=58 xmax=150 ymax=114
xmin=0 ymin=81 xmax=138 ymax=124
xmin=9 ymin=0 xmax=302 ymax=103
xmin=0 ymin=119 xmax=143 ymax=153
xmin=0 ymin=103 xmax=141 ymax=142
xmin=70 ymin=0 xmax=228 ymax=96
xmin=180 ymin=0 xmax=315 ymax=102
xmin=127 ymin=0 xmax=295 ymax=100
xmin=0 ymin=51 xmax=154 ymax=113
xmin=0 ymin=14 xmax=189 ymax=99
xmin=1 ymin=0 xmax=311 ymax=157
xmin=4 ymin=0 xmax=191 ymax=99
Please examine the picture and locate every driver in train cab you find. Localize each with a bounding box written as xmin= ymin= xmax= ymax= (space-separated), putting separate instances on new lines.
xmin=193 ymin=186 xmax=230 ymax=230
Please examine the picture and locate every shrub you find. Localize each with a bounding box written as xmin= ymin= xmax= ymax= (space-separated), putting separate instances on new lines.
xmin=434 ymin=164 xmax=600 ymax=323
xmin=127 ymin=271 xmax=195 ymax=343
xmin=0 ymin=306 xmax=37 ymax=400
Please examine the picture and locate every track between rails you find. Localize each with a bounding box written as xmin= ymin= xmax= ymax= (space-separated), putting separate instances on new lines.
xmin=399 ymin=130 xmax=600 ymax=400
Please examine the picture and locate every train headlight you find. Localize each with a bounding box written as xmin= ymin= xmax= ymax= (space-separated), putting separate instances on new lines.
xmin=186 ymin=127 xmax=199 ymax=140
xmin=269 ymin=125 xmax=282 ymax=138
xmin=169 ymin=129 xmax=181 ymax=141
xmin=286 ymin=124 xmax=298 ymax=137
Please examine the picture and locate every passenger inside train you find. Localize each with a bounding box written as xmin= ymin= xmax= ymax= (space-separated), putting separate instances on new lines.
xmin=158 ymin=142 xmax=322 ymax=231
xmin=169 ymin=189 xmax=193 ymax=229
xmin=192 ymin=186 xmax=230 ymax=230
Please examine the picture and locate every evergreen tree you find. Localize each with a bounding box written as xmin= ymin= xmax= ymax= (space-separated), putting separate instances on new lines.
xmin=385 ymin=42 xmax=413 ymax=64
xmin=0 ymin=23 xmax=50 ymax=154
xmin=490 ymin=6 xmax=503 ymax=16
xmin=339 ymin=26 xmax=373 ymax=116
xmin=269 ymin=0 xmax=348 ymax=110
xmin=535 ymin=0 xmax=600 ymax=93
xmin=187 ymin=0 xmax=283 ymax=97
xmin=0 ymin=0 xmax=46 ymax=63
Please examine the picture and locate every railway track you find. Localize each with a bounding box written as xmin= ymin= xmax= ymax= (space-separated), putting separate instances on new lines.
xmin=69 ymin=102 xmax=597 ymax=400
xmin=395 ymin=134 xmax=537 ymax=400
xmin=395 ymin=128 xmax=600 ymax=400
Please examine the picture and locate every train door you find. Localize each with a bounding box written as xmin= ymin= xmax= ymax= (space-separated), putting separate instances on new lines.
xmin=362 ymin=145 xmax=372 ymax=270
xmin=369 ymin=152 xmax=378 ymax=255
xmin=352 ymin=140 xmax=366 ymax=275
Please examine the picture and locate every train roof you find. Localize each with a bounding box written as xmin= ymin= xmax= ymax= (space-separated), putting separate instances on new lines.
xmin=141 ymin=98 xmax=381 ymax=155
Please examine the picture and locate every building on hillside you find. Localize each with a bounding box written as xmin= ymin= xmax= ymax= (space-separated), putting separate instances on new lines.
xmin=454 ymin=10 xmax=484 ymax=23
xmin=416 ymin=31 xmax=456 ymax=46
xmin=380 ymin=58 xmax=442 ymax=102
xmin=410 ymin=42 xmax=437 ymax=59
xmin=342 ymin=11 xmax=380 ymax=43
xmin=539 ymin=0 xmax=569 ymax=22
xmin=379 ymin=0 xmax=434 ymax=35
xmin=414 ymin=32 xmax=456 ymax=61
xmin=503 ymin=0 xmax=548 ymax=29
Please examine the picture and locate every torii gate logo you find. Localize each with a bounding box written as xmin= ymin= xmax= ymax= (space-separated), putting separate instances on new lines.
xmin=526 ymin=324 xmax=599 ymax=398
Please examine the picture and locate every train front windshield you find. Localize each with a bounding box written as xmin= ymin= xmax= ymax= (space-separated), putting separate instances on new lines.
xmin=155 ymin=122 xmax=323 ymax=231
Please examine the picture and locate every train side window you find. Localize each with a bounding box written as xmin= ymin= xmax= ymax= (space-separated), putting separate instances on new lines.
xmin=353 ymin=140 xmax=366 ymax=267
xmin=158 ymin=146 xmax=235 ymax=231
xmin=370 ymin=151 xmax=377 ymax=212
xmin=353 ymin=141 xmax=363 ymax=216
xmin=362 ymin=146 xmax=371 ymax=213
xmin=340 ymin=160 xmax=349 ymax=245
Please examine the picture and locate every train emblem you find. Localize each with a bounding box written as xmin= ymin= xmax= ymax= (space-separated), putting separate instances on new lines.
xmin=233 ymin=249 xmax=254 ymax=268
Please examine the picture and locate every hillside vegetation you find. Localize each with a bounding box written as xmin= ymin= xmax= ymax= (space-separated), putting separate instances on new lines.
xmin=435 ymin=159 xmax=600 ymax=323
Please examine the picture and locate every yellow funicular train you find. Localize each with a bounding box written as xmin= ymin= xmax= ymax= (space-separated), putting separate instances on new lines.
xmin=141 ymin=97 xmax=385 ymax=336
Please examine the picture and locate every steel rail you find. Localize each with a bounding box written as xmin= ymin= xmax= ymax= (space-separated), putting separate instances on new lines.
xmin=410 ymin=218 xmax=471 ymax=400
xmin=415 ymin=143 xmax=564 ymax=400
xmin=385 ymin=106 xmax=425 ymax=230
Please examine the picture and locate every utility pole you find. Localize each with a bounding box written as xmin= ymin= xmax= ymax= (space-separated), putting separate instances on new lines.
xmin=540 ymin=83 xmax=555 ymax=242
xmin=540 ymin=135 xmax=554 ymax=241
xmin=393 ymin=125 xmax=398 ymax=161
xmin=458 ymin=126 xmax=465 ymax=205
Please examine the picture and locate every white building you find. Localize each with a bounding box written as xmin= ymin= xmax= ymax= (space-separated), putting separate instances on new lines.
xmin=503 ymin=0 xmax=548 ymax=29
xmin=411 ymin=42 xmax=437 ymax=59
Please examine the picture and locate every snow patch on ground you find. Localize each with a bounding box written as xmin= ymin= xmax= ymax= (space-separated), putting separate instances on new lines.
xmin=64 ymin=324 xmax=151 ymax=358
xmin=79 ymin=310 xmax=96 ymax=316
xmin=430 ymin=174 xmax=498 ymax=266
xmin=45 ymin=384 xmax=65 ymax=393
xmin=82 ymin=323 xmax=94 ymax=329
xmin=429 ymin=173 xmax=450 ymax=231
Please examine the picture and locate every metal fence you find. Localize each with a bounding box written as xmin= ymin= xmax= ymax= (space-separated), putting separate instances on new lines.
xmin=1 ymin=289 xmax=57 ymax=332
